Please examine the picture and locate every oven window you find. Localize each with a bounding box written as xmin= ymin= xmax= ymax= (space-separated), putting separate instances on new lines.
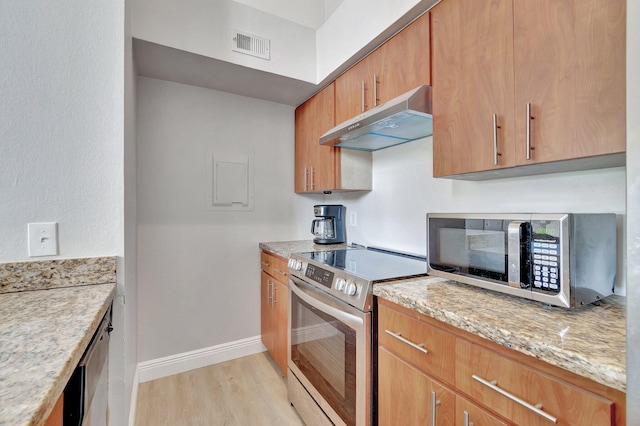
xmin=290 ymin=293 xmax=356 ymax=426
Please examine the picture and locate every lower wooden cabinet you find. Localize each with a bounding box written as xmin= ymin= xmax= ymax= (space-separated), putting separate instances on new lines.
xmin=44 ymin=392 xmax=64 ymax=426
xmin=377 ymin=299 xmax=625 ymax=426
xmin=378 ymin=347 xmax=454 ymax=426
xmin=260 ymin=251 xmax=289 ymax=376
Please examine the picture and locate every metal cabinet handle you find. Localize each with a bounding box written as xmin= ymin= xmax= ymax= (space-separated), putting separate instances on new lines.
xmin=304 ymin=166 xmax=308 ymax=191
xmin=361 ymin=80 xmax=366 ymax=112
xmin=492 ymin=113 xmax=501 ymax=165
xmin=463 ymin=411 xmax=475 ymax=426
xmin=526 ymin=103 xmax=535 ymax=160
xmin=373 ymin=73 xmax=379 ymax=107
xmin=430 ymin=391 xmax=441 ymax=426
xmin=267 ymin=280 xmax=273 ymax=306
xmin=273 ymin=268 xmax=286 ymax=276
xmin=384 ymin=330 xmax=428 ymax=354
xmin=272 ymin=284 xmax=277 ymax=306
xmin=472 ymin=374 xmax=557 ymax=424
xmin=310 ymin=166 xmax=316 ymax=190
xmin=260 ymin=261 xmax=270 ymax=267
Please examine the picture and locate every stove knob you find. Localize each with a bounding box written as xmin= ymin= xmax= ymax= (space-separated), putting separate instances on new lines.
xmin=288 ymin=259 xmax=302 ymax=271
xmin=335 ymin=278 xmax=346 ymax=291
xmin=344 ymin=281 xmax=358 ymax=296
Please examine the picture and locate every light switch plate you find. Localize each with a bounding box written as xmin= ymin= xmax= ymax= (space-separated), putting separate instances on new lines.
xmin=28 ymin=222 xmax=58 ymax=257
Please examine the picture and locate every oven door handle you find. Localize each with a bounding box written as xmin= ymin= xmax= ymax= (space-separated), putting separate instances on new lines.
xmin=289 ymin=277 xmax=365 ymax=330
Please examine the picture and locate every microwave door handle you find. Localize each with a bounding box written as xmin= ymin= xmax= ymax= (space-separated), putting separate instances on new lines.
xmin=507 ymin=221 xmax=525 ymax=288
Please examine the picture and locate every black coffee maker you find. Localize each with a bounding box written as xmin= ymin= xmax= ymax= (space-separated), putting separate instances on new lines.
xmin=311 ymin=205 xmax=346 ymax=244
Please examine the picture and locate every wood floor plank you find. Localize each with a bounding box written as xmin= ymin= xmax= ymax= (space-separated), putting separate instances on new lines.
xmin=135 ymin=352 xmax=304 ymax=426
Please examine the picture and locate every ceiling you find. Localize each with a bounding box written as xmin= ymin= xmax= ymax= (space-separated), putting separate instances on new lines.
xmin=232 ymin=0 xmax=343 ymax=29
xmin=134 ymin=0 xmax=433 ymax=107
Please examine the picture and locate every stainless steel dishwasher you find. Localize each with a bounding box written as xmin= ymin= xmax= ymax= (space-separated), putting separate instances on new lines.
xmin=64 ymin=304 xmax=113 ymax=426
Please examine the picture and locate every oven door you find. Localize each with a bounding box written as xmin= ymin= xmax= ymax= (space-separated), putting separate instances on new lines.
xmin=288 ymin=275 xmax=371 ymax=426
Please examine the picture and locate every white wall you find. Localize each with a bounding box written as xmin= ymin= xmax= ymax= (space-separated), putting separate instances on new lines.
xmin=122 ymin=0 xmax=139 ymax=423
xmin=0 ymin=1 xmax=130 ymax=424
xmin=0 ymin=1 xmax=125 ymax=263
xmin=316 ymin=0 xmax=424 ymax=79
xmin=132 ymin=0 xmax=317 ymax=83
xmin=137 ymin=77 xmax=309 ymax=360
xmin=626 ymin=0 xmax=640 ymax=418
xmin=307 ymin=137 xmax=627 ymax=293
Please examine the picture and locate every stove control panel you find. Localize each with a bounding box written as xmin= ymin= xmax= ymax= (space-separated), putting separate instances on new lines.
xmin=288 ymin=253 xmax=372 ymax=311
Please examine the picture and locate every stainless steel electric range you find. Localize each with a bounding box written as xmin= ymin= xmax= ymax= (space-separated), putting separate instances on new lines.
xmin=287 ymin=247 xmax=427 ymax=426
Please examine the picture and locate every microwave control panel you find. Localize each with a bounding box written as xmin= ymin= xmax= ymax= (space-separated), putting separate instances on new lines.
xmin=531 ymin=220 xmax=561 ymax=293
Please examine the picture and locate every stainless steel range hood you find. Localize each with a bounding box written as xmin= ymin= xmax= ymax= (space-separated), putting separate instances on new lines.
xmin=319 ymin=85 xmax=433 ymax=151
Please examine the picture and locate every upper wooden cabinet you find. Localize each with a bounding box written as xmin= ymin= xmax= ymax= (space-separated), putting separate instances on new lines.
xmin=375 ymin=11 xmax=431 ymax=106
xmin=431 ymin=0 xmax=626 ymax=178
xmin=295 ymin=83 xmax=337 ymax=193
xmin=295 ymin=83 xmax=372 ymax=194
xmin=335 ymin=12 xmax=432 ymax=124
xmin=294 ymin=12 xmax=432 ymax=194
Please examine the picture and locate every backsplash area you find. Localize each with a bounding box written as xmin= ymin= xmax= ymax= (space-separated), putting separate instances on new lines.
xmin=312 ymin=137 xmax=627 ymax=294
xmin=0 ymin=257 xmax=116 ymax=293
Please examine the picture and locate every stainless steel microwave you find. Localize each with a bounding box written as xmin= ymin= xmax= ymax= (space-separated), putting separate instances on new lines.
xmin=426 ymin=213 xmax=617 ymax=308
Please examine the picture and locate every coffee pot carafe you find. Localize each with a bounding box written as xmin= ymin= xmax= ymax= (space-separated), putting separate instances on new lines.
xmin=311 ymin=205 xmax=346 ymax=244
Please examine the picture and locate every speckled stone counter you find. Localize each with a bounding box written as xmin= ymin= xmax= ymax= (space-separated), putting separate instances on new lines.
xmin=374 ymin=277 xmax=626 ymax=392
xmin=259 ymin=240 xmax=348 ymax=259
xmin=0 ymin=256 xmax=117 ymax=426
xmin=0 ymin=257 xmax=116 ymax=293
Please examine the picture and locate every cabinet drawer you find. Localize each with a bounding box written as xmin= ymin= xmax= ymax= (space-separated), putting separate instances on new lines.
xmin=260 ymin=251 xmax=273 ymax=275
xmin=378 ymin=303 xmax=455 ymax=385
xmin=456 ymin=395 xmax=507 ymax=426
xmin=270 ymin=255 xmax=288 ymax=283
xmin=260 ymin=251 xmax=288 ymax=284
xmin=456 ymin=339 xmax=614 ymax=426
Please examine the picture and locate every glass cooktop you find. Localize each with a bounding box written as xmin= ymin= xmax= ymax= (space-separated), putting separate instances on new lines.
xmin=297 ymin=248 xmax=427 ymax=283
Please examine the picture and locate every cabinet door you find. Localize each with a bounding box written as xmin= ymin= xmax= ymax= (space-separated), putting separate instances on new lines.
xmin=456 ymin=338 xmax=614 ymax=426
xmin=431 ymin=0 xmax=516 ymax=177
xmin=272 ymin=279 xmax=289 ymax=377
xmin=378 ymin=347 xmax=454 ymax=426
xmin=294 ymin=99 xmax=312 ymax=192
xmin=456 ymin=395 xmax=508 ymax=426
xmin=375 ymin=12 xmax=431 ymax=105
xmin=294 ymin=83 xmax=337 ymax=193
xmin=335 ymin=57 xmax=375 ymax=124
xmin=513 ymin=0 xmax=626 ymax=165
xmin=260 ymin=271 xmax=274 ymax=356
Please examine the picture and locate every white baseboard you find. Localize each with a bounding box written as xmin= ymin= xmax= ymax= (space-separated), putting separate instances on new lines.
xmin=128 ymin=365 xmax=140 ymax=426
xmin=138 ymin=335 xmax=266 ymax=383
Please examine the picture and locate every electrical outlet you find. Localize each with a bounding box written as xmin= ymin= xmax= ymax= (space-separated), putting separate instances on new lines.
xmin=28 ymin=223 xmax=58 ymax=257
xmin=349 ymin=211 xmax=357 ymax=227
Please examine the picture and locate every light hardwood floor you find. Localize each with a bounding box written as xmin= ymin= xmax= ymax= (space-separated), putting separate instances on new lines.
xmin=135 ymin=352 xmax=305 ymax=426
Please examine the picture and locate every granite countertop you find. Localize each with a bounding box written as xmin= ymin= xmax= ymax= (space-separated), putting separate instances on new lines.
xmin=259 ymin=240 xmax=348 ymax=259
xmin=0 ymin=257 xmax=117 ymax=426
xmin=374 ymin=276 xmax=626 ymax=392
xmin=0 ymin=284 xmax=116 ymax=426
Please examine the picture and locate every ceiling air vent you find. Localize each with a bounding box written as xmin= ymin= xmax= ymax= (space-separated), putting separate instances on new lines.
xmin=232 ymin=30 xmax=270 ymax=60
